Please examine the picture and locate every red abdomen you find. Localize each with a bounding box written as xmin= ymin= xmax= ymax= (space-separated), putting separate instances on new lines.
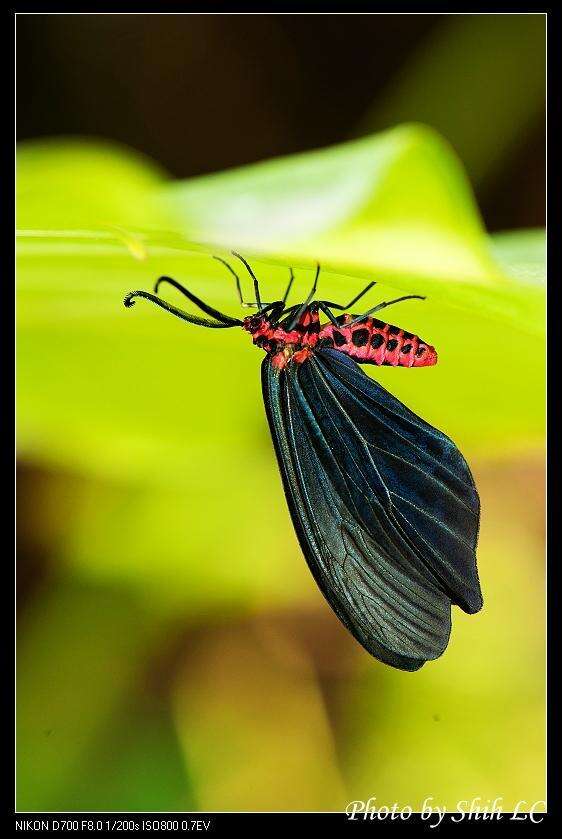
xmin=318 ymin=314 xmax=437 ymax=367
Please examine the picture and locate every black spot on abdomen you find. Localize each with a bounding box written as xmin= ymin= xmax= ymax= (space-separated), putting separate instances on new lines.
xmin=333 ymin=330 xmax=347 ymax=347
xmin=370 ymin=333 xmax=384 ymax=349
xmin=351 ymin=328 xmax=369 ymax=347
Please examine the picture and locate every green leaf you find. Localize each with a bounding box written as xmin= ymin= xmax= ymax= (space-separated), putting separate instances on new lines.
xmin=489 ymin=227 xmax=546 ymax=286
xmin=163 ymin=123 xmax=500 ymax=286
xmin=17 ymin=138 xmax=171 ymax=231
xmin=17 ymin=130 xmax=544 ymax=483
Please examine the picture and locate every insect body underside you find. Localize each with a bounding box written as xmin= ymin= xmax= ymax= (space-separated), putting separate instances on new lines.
xmin=244 ymin=307 xmax=437 ymax=369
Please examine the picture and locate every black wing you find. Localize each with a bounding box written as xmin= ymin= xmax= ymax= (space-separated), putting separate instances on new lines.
xmin=261 ymin=348 xmax=482 ymax=671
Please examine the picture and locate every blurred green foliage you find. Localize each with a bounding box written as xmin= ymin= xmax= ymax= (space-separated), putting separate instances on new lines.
xmin=356 ymin=14 xmax=546 ymax=186
xmin=17 ymin=122 xmax=544 ymax=811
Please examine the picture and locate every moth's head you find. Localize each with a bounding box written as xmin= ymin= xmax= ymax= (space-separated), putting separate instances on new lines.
xmin=243 ymin=300 xmax=295 ymax=335
xmin=242 ymin=312 xmax=269 ymax=335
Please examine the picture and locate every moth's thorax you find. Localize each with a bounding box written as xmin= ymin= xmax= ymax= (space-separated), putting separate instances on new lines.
xmin=242 ymin=307 xmax=437 ymax=370
xmin=243 ymin=307 xmax=320 ymax=370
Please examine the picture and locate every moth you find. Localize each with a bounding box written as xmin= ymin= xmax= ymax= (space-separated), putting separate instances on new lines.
xmin=125 ymin=254 xmax=482 ymax=670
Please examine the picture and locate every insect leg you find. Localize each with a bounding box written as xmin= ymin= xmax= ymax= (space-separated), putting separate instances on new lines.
xmin=232 ymin=252 xmax=263 ymax=311
xmin=317 ymin=302 xmax=340 ymax=327
xmin=281 ymin=268 xmax=294 ymax=305
xmin=272 ymin=303 xmax=301 ymax=327
xmin=124 ymin=291 xmax=241 ymax=328
xmin=153 ymin=276 xmax=243 ymax=324
xmin=213 ymin=256 xmax=245 ymax=305
xmin=261 ymin=301 xmax=286 ymax=322
xmin=287 ymin=263 xmax=320 ymax=330
xmin=320 ymin=282 xmax=376 ymax=311
xmin=347 ymin=294 xmax=425 ymax=327
xmin=242 ymin=268 xmax=298 ymax=314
